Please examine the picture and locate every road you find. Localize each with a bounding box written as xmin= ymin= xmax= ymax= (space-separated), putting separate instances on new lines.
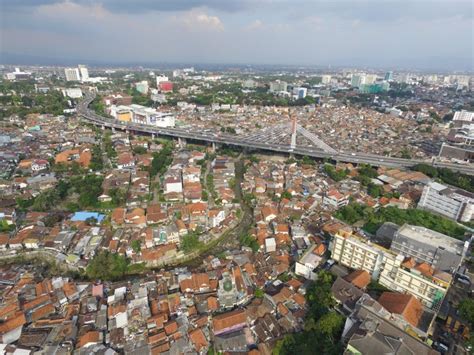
xmin=77 ymin=94 xmax=474 ymax=176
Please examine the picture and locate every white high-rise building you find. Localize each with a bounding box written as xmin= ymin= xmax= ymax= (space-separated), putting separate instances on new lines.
xmin=453 ymin=110 xmax=474 ymax=123
xmin=351 ymin=74 xmax=366 ymax=88
xmin=156 ymin=75 xmax=169 ymax=87
xmin=65 ymin=68 xmax=81 ymax=81
xmin=78 ymin=65 xmax=89 ymax=82
xmin=364 ymin=74 xmax=377 ymax=84
xmin=321 ymin=75 xmax=332 ymax=84
xmin=417 ymin=181 xmax=474 ymax=222
xmin=330 ymin=231 xmax=451 ymax=310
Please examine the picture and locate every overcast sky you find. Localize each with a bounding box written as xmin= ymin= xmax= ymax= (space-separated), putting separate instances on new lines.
xmin=1 ymin=0 xmax=473 ymax=70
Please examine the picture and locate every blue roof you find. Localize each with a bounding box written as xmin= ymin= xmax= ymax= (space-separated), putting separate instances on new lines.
xmin=71 ymin=212 xmax=105 ymax=223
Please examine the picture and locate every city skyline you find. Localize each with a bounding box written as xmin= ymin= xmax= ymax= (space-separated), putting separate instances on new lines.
xmin=1 ymin=0 xmax=473 ymax=71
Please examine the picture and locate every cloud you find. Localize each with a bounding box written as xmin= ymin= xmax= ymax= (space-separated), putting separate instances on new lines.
xmin=171 ymin=10 xmax=224 ymax=31
xmin=245 ymin=19 xmax=264 ymax=31
xmin=1 ymin=0 xmax=258 ymax=13
xmin=0 ymin=0 xmax=472 ymax=69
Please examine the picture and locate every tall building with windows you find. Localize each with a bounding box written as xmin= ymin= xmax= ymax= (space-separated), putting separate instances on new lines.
xmin=64 ymin=67 xmax=81 ymax=81
xmin=384 ymin=71 xmax=393 ymax=81
xmin=269 ymin=80 xmax=287 ymax=93
xmin=78 ymin=65 xmax=89 ymax=82
xmin=417 ymin=181 xmax=474 ymax=222
xmin=330 ymin=231 xmax=451 ymax=310
xmin=350 ymin=74 xmax=366 ymax=88
xmin=390 ymin=224 xmax=468 ymax=272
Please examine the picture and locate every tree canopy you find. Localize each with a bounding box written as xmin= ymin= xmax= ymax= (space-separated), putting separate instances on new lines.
xmin=86 ymin=251 xmax=130 ymax=281
xmin=274 ymin=271 xmax=344 ymax=355
xmin=335 ymin=203 xmax=467 ymax=239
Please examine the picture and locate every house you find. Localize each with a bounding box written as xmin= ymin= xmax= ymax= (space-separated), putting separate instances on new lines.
xmin=146 ymin=204 xmax=167 ymax=225
xmin=295 ymin=244 xmax=324 ymax=280
xmin=324 ymin=189 xmax=349 ymax=209
xmin=212 ymin=309 xmax=247 ymax=336
xmin=208 ymin=209 xmax=225 ymax=228
xmin=331 ymin=277 xmax=365 ymax=312
xmin=111 ymin=208 xmax=125 ymax=226
xmin=125 ymin=208 xmax=146 ymax=227
xmin=265 ymin=238 xmax=276 ymax=253
xmin=0 ymin=208 xmax=16 ymax=225
xmin=76 ymin=330 xmax=102 ymax=349
xmin=31 ymin=159 xmax=49 ymax=172
xmin=183 ymin=181 xmax=202 ymax=202
xmin=117 ymin=152 xmax=135 ymax=170
xmin=175 ymin=220 xmax=187 ymax=236
xmin=344 ymin=270 xmax=371 ymax=289
xmin=182 ymin=202 xmax=208 ymax=224
xmin=0 ymin=312 xmax=26 ymax=344
xmin=164 ymin=175 xmax=182 ymax=195
xmin=378 ymin=292 xmax=424 ymax=328
xmin=261 ymin=206 xmax=278 ymax=222
xmin=189 ymin=328 xmax=209 ymax=353
xmin=182 ymin=166 xmax=201 ymax=183
xmin=180 ymin=273 xmax=212 ymax=293
xmin=55 ymin=148 xmax=91 ymax=168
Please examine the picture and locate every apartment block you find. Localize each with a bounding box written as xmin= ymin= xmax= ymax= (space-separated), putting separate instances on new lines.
xmin=390 ymin=224 xmax=468 ymax=273
xmin=418 ymin=181 xmax=474 ymax=222
xmin=379 ymin=253 xmax=450 ymax=310
xmin=331 ymin=232 xmax=385 ymax=280
xmin=330 ymin=231 xmax=451 ymax=310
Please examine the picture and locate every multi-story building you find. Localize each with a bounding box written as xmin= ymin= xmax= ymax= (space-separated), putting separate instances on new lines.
xmin=331 ymin=231 xmax=385 ymax=280
xmin=390 ymin=224 xmax=468 ymax=273
xmin=110 ymin=106 xmax=132 ymax=122
xmin=330 ymin=231 xmax=451 ymax=310
xmin=378 ymin=253 xmax=450 ymax=310
xmin=135 ymin=81 xmax=149 ymax=94
xmin=64 ymin=67 xmax=81 ymax=81
xmin=350 ymin=74 xmax=366 ymax=88
xmin=269 ymin=80 xmax=287 ymax=93
xmin=384 ymin=71 xmax=393 ymax=81
xmin=453 ymin=110 xmax=474 ymax=124
xmin=78 ymin=65 xmax=89 ymax=82
xmin=128 ymin=104 xmax=175 ymax=127
xmin=320 ymin=75 xmax=332 ymax=84
xmin=417 ymin=181 xmax=474 ymax=222
xmin=155 ymin=75 xmax=169 ymax=87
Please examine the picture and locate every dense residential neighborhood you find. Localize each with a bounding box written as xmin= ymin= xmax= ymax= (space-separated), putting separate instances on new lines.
xmin=0 ymin=63 xmax=473 ymax=354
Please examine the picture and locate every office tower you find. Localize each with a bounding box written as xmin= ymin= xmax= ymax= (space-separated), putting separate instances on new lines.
xmin=78 ymin=65 xmax=89 ymax=82
xmin=384 ymin=71 xmax=393 ymax=81
xmin=65 ymin=68 xmax=81 ymax=81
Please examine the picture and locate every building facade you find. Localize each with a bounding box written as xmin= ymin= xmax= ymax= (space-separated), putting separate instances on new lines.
xmin=417 ymin=181 xmax=474 ymax=222
xmin=390 ymin=224 xmax=468 ymax=273
xmin=330 ymin=232 xmax=451 ymax=310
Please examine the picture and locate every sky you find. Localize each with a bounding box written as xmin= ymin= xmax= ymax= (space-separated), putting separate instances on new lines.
xmin=1 ymin=0 xmax=473 ymax=70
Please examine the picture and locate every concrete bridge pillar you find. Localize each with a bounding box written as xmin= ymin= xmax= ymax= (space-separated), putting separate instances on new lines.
xmin=101 ymin=125 xmax=105 ymax=130
xmin=112 ymin=127 xmax=115 ymax=133
xmin=211 ymin=142 xmax=217 ymax=152
xmin=178 ymin=137 xmax=186 ymax=148
xmin=152 ymin=133 xmax=155 ymax=140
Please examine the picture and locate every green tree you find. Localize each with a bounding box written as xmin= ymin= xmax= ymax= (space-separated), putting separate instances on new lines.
xmin=109 ymin=188 xmax=127 ymax=207
xmin=367 ymin=183 xmax=383 ymax=198
xmin=324 ymin=164 xmax=347 ymax=182
xmin=86 ymin=251 xmax=129 ymax=281
xmin=32 ymin=189 xmax=60 ymax=211
xmin=254 ymin=287 xmax=265 ymax=298
xmin=90 ymin=145 xmax=104 ymax=171
xmin=133 ymin=146 xmax=147 ymax=155
xmin=458 ymin=299 xmax=474 ymax=326
xmin=181 ymin=232 xmax=202 ymax=253
xmin=131 ymin=240 xmax=142 ymax=253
